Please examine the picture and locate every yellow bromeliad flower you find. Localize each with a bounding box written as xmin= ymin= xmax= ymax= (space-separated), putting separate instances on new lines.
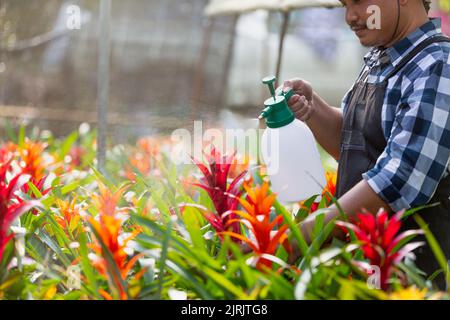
xmin=389 ymin=286 xmax=428 ymax=300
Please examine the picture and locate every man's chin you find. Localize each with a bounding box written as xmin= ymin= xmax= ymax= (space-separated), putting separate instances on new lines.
xmin=356 ymin=30 xmax=382 ymax=48
xmin=357 ymin=36 xmax=378 ymax=48
xmin=359 ymin=39 xmax=374 ymax=48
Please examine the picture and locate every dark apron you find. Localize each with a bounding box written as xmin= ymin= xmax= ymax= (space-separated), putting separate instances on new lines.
xmin=336 ymin=36 xmax=450 ymax=290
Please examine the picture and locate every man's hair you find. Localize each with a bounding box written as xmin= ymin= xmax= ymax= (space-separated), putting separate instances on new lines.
xmin=423 ymin=0 xmax=431 ymax=13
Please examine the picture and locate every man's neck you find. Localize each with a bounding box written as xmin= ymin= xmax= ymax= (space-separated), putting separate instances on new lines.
xmin=383 ymin=12 xmax=430 ymax=48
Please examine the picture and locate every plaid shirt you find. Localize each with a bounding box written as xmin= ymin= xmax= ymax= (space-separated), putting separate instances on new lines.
xmin=341 ymin=18 xmax=450 ymax=212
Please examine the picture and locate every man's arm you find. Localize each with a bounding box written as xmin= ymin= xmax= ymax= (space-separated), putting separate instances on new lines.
xmin=306 ymin=92 xmax=343 ymax=161
xmin=283 ymin=79 xmax=343 ymax=161
xmin=284 ymin=179 xmax=389 ymax=263
xmin=299 ymin=179 xmax=390 ymax=244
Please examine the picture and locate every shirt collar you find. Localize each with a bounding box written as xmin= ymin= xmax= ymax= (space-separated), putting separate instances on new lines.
xmin=363 ymin=18 xmax=442 ymax=69
xmin=385 ymin=18 xmax=442 ymax=64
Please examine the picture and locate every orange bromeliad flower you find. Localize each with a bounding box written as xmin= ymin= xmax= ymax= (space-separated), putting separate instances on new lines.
xmin=229 ymin=153 xmax=250 ymax=180
xmin=17 ymin=139 xmax=49 ymax=181
xmin=91 ymin=181 xmax=130 ymax=217
xmin=88 ymin=214 xmax=141 ymax=299
xmin=300 ymin=170 xmax=337 ymax=214
xmin=323 ymin=171 xmax=337 ymax=201
xmin=55 ymin=197 xmax=81 ymax=236
xmin=124 ymin=137 xmax=160 ymax=181
xmin=221 ymin=181 xmax=290 ymax=271
xmin=88 ymin=182 xmax=141 ymax=300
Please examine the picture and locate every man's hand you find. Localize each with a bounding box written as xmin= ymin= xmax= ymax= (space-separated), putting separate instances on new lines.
xmin=283 ymin=78 xmax=314 ymax=122
xmin=283 ymin=78 xmax=313 ymax=102
xmin=281 ymin=77 xmax=343 ymax=160
xmin=285 ymin=180 xmax=391 ymax=264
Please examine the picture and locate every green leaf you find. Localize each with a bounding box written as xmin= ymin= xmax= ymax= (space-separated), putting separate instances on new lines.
xmin=312 ymin=211 xmax=325 ymax=242
xmin=413 ymin=214 xmax=450 ymax=290
xmin=295 ymin=195 xmax=318 ymax=222
xmin=60 ymin=131 xmax=79 ymax=158
xmin=201 ymin=267 xmax=248 ymax=299
xmin=78 ymin=230 xmax=100 ymax=299
xmin=18 ymin=124 xmax=25 ymax=147
xmin=36 ymin=231 xmax=71 ymax=267
xmin=401 ymin=202 xmax=440 ymax=220
xmin=273 ymin=199 xmax=309 ymax=257
xmin=27 ymin=181 xmax=43 ymax=198
xmin=157 ymin=219 xmax=172 ymax=299
xmin=182 ymin=206 xmax=206 ymax=251
xmin=4 ymin=120 xmax=17 ymax=142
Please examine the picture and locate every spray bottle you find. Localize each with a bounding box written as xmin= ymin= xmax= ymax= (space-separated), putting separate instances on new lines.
xmin=259 ymin=76 xmax=326 ymax=203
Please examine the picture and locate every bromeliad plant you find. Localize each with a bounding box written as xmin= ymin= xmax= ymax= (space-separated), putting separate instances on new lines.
xmin=16 ymin=138 xmax=50 ymax=181
xmin=191 ymin=146 xmax=248 ymax=236
xmin=221 ymin=181 xmax=290 ymax=271
xmin=0 ymin=158 xmax=40 ymax=265
xmin=301 ymin=171 xmax=337 ymax=214
xmin=336 ymin=209 xmax=425 ymax=291
xmin=0 ymin=124 xmax=448 ymax=300
xmin=87 ymin=180 xmax=143 ymax=300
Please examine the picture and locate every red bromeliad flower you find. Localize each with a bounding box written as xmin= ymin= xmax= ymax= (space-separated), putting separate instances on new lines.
xmin=191 ymin=147 xmax=248 ymax=236
xmin=0 ymin=160 xmax=39 ymax=263
xmin=221 ymin=181 xmax=290 ymax=271
xmin=68 ymin=146 xmax=86 ymax=168
xmin=336 ymin=209 xmax=424 ymax=291
xmin=0 ymin=143 xmax=16 ymax=164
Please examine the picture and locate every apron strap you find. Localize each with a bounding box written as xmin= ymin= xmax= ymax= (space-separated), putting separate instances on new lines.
xmin=385 ymin=35 xmax=450 ymax=80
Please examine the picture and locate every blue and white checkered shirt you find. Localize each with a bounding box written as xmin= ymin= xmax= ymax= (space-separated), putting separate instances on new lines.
xmin=341 ymin=18 xmax=450 ymax=212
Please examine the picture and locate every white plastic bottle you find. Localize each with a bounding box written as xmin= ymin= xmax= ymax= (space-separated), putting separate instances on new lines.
xmin=259 ymin=76 xmax=326 ymax=203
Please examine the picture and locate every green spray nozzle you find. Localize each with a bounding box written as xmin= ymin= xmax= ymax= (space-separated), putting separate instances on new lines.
xmin=259 ymin=75 xmax=295 ymax=128
xmin=263 ymin=76 xmax=277 ymax=101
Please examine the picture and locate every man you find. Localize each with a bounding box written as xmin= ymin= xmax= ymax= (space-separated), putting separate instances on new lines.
xmin=284 ymin=0 xmax=450 ymax=288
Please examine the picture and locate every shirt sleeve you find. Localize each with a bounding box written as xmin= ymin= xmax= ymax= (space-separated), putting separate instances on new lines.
xmin=363 ymin=59 xmax=450 ymax=212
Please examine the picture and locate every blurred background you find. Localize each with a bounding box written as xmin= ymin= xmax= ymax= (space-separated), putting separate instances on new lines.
xmin=0 ymin=0 xmax=449 ymax=144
